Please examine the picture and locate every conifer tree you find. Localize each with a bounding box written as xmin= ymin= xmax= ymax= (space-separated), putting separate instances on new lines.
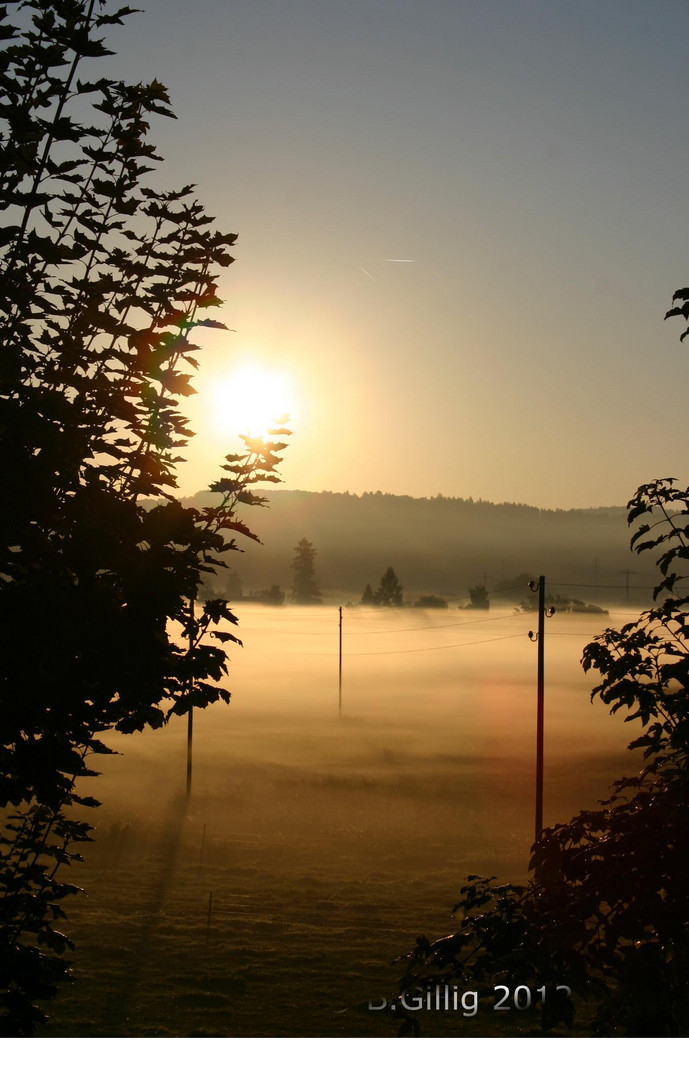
xmin=360 ymin=583 xmax=374 ymax=605
xmin=374 ymin=567 xmax=403 ymax=607
xmin=290 ymin=538 xmax=321 ymax=604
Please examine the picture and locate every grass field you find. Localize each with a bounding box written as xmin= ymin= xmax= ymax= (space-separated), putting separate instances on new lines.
xmin=37 ymin=606 xmax=639 ymax=1038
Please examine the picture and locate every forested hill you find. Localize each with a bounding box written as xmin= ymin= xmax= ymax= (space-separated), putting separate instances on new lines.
xmin=183 ymin=488 xmax=656 ymax=604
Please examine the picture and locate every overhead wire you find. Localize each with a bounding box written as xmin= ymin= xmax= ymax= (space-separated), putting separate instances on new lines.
xmin=239 ymin=610 xmax=530 ymax=635
xmin=275 ymin=630 xmax=532 ymax=657
xmin=332 ymin=611 xmax=527 ymax=635
xmin=345 ymin=631 xmax=528 ymax=657
xmin=232 ymin=578 xmax=652 ymax=654
xmin=549 ymin=581 xmax=655 ymax=591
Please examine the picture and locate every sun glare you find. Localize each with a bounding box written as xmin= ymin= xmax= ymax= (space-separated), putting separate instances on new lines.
xmin=207 ymin=363 xmax=294 ymax=440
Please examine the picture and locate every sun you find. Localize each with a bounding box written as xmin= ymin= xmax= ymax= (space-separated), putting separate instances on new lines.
xmin=207 ymin=362 xmax=294 ymax=440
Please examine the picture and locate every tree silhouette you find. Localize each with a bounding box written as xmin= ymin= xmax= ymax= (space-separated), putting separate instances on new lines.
xmin=360 ymin=583 xmax=375 ymax=605
xmin=375 ymin=567 xmax=403 ymax=607
xmin=290 ymin=538 xmax=322 ymax=604
xmin=0 ymin=1 xmax=288 ymax=1035
xmin=247 ymin=584 xmax=285 ymax=605
xmin=467 ymin=585 xmax=489 ymax=609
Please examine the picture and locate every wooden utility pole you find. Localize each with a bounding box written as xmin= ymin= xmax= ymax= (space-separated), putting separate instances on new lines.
xmin=619 ymin=568 xmax=639 ymax=605
xmin=187 ymin=595 xmax=194 ymax=798
xmin=205 ymin=890 xmax=213 ymax=947
xmin=338 ymin=606 xmax=343 ymax=716
xmin=529 ymin=576 xmax=553 ymax=847
xmin=534 ymin=575 xmax=545 ymax=845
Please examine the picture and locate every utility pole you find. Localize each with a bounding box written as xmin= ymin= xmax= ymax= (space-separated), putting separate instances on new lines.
xmin=619 ymin=569 xmax=637 ymax=605
xmin=338 ymin=605 xmax=343 ymax=716
xmin=528 ymin=577 xmax=554 ymax=846
xmin=187 ymin=595 xmax=194 ymax=798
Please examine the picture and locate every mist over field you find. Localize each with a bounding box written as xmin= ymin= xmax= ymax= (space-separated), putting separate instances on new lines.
xmin=101 ymin=604 xmax=634 ymax=794
xmin=41 ymin=604 xmax=643 ymax=1038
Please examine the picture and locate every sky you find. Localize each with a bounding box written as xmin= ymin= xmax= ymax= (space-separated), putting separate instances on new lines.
xmin=96 ymin=0 xmax=689 ymax=509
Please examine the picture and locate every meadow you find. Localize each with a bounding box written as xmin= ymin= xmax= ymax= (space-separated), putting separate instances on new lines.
xmin=38 ymin=604 xmax=641 ymax=1038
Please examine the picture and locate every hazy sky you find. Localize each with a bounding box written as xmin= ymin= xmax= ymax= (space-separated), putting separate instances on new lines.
xmin=99 ymin=0 xmax=689 ymax=508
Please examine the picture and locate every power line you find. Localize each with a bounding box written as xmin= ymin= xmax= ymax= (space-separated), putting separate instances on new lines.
xmin=485 ymin=583 xmax=533 ymax=595
xmin=345 ymin=631 xmax=527 ymax=657
xmin=337 ymin=612 xmax=526 ymax=635
xmin=260 ymin=629 xmax=529 ymax=657
xmin=240 ymin=611 xmax=528 ymax=636
xmin=239 ymin=605 xmax=640 ymax=636
xmin=549 ymin=581 xmax=655 ymax=591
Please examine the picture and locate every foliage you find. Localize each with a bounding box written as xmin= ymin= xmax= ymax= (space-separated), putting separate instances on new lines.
xmin=244 ymin=584 xmax=285 ymax=605
xmin=392 ymin=477 xmax=689 ymax=1036
xmin=0 ymin=0 xmax=288 ymax=1035
xmin=467 ymin=585 xmax=489 ymax=610
xmin=199 ymin=569 xmax=243 ymax=601
xmin=360 ymin=583 xmax=375 ymax=605
xmin=374 ymin=566 xmax=403 ymax=607
xmin=519 ymin=589 xmax=567 ymax=613
xmin=290 ymin=538 xmax=321 ymax=604
xmin=517 ymin=590 xmax=609 ymax=615
xmin=494 ymin=571 xmax=534 ymax=596
xmin=265 ymin=584 xmax=285 ymax=605
xmin=568 ymin=599 xmax=608 ymax=614
xmin=664 ymin=284 xmax=689 ymax=341
xmin=414 ymin=595 xmax=448 ymax=609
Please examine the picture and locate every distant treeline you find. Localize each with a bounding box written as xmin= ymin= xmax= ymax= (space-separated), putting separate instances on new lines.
xmin=184 ymin=488 xmax=657 ymax=605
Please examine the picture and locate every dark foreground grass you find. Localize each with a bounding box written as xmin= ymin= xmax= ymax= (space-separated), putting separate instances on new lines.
xmin=36 ymin=750 xmax=619 ymax=1038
